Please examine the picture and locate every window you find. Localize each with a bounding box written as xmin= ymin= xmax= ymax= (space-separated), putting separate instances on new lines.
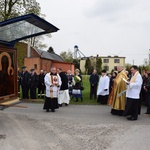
xmin=34 ymin=64 xmax=37 ymax=69
xmin=103 ymin=66 xmax=109 ymax=71
xmin=114 ymin=66 xmax=117 ymax=70
xmin=114 ymin=59 xmax=120 ymax=63
xmin=103 ymin=59 xmax=109 ymax=63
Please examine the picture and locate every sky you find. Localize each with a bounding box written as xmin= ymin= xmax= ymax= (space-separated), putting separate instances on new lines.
xmin=36 ymin=0 xmax=150 ymax=66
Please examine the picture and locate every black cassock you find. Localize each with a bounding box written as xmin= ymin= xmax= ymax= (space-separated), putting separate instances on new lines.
xmin=43 ymin=97 xmax=59 ymax=111
xmin=28 ymin=73 xmax=38 ymax=99
xmin=21 ymin=71 xmax=30 ymax=99
xmin=59 ymin=72 xmax=68 ymax=90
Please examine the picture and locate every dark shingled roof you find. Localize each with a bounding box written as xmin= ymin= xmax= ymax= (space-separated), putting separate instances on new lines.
xmin=36 ymin=49 xmax=64 ymax=62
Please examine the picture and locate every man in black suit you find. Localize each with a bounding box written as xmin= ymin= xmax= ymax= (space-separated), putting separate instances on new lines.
xmin=89 ymin=69 xmax=99 ymax=100
xmin=28 ymin=69 xmax=38 ymax=99
xmin=20 ymin=66 xmax=30 ymax=99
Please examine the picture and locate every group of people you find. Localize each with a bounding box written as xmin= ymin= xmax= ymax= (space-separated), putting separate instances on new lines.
xmin=18 ymin=67 xmax=47 ymax=99
xmin=89 ymin=69 xmax=117 ymax=104
xmin=43 ymin=67 xmax=83 ymax=112
xmin=18 ymin=64 xmax=150 ymax=119
xmin=89 ymin=65 xmax=147 ymax=121
xmin=18 ymin=66 xmax=83 ymax=112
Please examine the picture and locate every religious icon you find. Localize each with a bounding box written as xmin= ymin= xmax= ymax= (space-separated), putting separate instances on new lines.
xmin=52 ymin=76 xmax=58 ymax=85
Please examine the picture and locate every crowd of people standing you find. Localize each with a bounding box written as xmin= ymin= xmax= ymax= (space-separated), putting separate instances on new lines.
xmin=71 ymin=65 xmax=148 ymax=120
xmin=18 ymin=65 xmax=150 ymax=119
xmin=18 ymin=66 xmax=47 ymax=99
xmin=89 ymin=65 xmax=150 ymax=121
xmin=18 ymin=66 xmax=83 ymax=112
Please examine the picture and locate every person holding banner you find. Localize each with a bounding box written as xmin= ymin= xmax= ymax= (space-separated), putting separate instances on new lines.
xmin=108 ymin=66 xmax=128 ymax=116
xmin=43 ymin=67 xmax=62 ymax=112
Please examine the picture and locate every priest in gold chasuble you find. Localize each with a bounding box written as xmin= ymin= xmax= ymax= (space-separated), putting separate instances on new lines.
xmin=108 ymin=66 xmax=128 ymax=116
xmin=43 ymin=67 xmax=62 ymax=112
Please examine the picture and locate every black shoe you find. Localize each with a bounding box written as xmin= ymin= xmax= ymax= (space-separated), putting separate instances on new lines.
xmin=59 ymin=104 xmax=62 ymax=107
xmin=65 ymin=103 xmax=68 ymax=106
xmin=46 ymin=109 xmax=49 ymax=112
xmin=51 ymin=109 xmax=55 ymax=112
xmin=127 ymin=116 xmax=137 ymax=121
xmin=75 ymin=99 xmax=78 ymax=102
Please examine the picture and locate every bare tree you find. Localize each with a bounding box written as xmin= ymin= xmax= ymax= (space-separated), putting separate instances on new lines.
xmin=0 ymin=0 xmax=51 ymax=49
xmin=60 ymin=50 xmax=73 ymax=62
xmin=0 ymin=0 xmax=41 ymax=21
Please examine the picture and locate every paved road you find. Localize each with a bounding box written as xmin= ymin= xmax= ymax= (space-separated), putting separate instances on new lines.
xmin=0 ymin=103 xmax=150 ymax=150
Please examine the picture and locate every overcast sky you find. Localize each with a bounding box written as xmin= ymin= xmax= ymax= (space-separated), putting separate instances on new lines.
xmin=36 ymin=0 xmax=150 ymax=65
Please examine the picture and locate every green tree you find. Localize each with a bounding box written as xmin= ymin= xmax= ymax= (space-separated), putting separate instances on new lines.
xmin=139 ymin=65 xmax=150 ymax=74
xmin=0 ymin=0 xmax=41 ymax=21
xmin=96 ymin=57 xmax=102 ymax=74
xmin=47 ymin=46 xmax=55 ymax=54
xmin=0 ymin=0 xmax=50 ymax=49
xmin=85 ymin=58 xmax=93 ymax=74
xmin=32 ymin=36 xmax=47 ymax=50
xmin=73 ymin=59 xmax=80 ymax=70
xmin=60 ymin=50 xmax=73 ymax=62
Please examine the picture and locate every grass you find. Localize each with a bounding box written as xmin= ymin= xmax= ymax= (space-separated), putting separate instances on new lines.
xmin=20 ymin=75 xmax=99 ymax=105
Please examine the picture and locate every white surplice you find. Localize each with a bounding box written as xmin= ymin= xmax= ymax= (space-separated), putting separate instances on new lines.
xmin=126 ymin=73 xmax=143 ymax=99
xmin=58 ymin=89 xmax=70 ymax=104
xmin=97 ymin=75 xmax=110 ymax=96
xmin=44 ymin=73 xmax=62 ymax=98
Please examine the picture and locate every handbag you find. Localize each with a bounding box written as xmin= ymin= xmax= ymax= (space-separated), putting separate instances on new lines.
xmin=80 ymin=82 xmax=84 ymax=91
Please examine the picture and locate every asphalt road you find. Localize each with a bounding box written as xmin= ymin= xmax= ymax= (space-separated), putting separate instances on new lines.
xmin=0 ymin=103 xmax=150 ymax=150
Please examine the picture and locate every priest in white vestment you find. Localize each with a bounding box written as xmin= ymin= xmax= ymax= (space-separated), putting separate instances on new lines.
xmin=124 ymin=65 xmax=142 ymax=120
xmin=97 ymin=70 xmax=110 ymax=104
xmin=43 ymin=67 xmax=62 ymax=112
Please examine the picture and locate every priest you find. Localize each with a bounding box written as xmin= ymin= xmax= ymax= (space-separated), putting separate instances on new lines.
xmin=43 ymin=67 xmax=62 ymax=112
xmin=108 ymin=66 xmax=128 ymax=116
xmin=124 ymin=65 xmax=143 ymax=120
